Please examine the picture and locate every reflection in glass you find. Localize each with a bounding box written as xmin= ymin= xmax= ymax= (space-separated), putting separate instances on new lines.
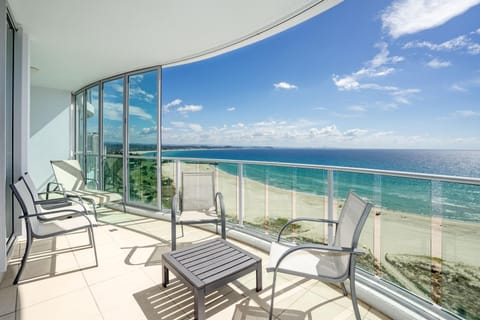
xmin=129 ymin=158 xmax=157 ymax=206
xmin=85 ymin=155 xmax=99 ymax=189
xmin=103 ymin=78 xmax=124 ymax=155
xmin=128 ymin=70 xmax=158 ymax=155
xmin=75 ymin=93 xmax=84 ymax=153
xmin=86 ymin=86 xmax=99 ymax=154
xmin=160 ymin=160 xmax=175 ymax=209
xmin=104 ymin=156 xmax=123 ymax=193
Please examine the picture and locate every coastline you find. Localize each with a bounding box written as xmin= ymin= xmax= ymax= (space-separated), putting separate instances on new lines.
xmin=162 ymin=162 xmax=480 ymax=267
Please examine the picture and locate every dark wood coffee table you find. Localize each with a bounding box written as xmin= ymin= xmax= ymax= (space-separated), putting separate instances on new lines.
xmin=162 ymin=238 xmax=262 ymax=320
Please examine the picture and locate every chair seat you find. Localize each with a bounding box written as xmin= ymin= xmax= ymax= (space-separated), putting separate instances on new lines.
xmin=267 ymin=242 xmax=349 ymax=280
xmin=39 ymin=201 xmax=89 ymax=220
xmin=66 ymin=189 xmax=122 ymax=205
xmin=33 ymin=215 xmax=97 ymax=236
xmin=178 ymin=210 xmax=219 ymax=223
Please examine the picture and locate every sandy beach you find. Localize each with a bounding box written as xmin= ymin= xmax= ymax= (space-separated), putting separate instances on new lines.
xmin=162 ymin=161 xmax=480 ymax=267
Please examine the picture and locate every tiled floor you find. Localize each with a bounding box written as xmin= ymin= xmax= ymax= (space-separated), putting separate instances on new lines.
xmin=0 ymin=208 xmax=391 ymax=320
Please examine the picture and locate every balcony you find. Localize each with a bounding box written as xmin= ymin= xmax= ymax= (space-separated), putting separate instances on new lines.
xmin=1 ymin=208 xmax=388 ymax=320
xmin=1 ymin=158 xmax=478 ymax=319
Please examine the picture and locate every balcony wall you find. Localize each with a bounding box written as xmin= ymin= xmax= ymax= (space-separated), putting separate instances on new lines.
xmin=29 ymin=86 xmax=72 ymax=190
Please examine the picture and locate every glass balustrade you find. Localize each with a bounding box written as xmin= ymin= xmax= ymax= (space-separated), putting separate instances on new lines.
xmin=161 ymin=157 xmax=480 ymax=320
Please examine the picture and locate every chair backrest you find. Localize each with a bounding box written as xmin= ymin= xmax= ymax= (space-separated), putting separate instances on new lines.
xmin=51 ymin=160 xmax=85 ymax=191
xmin=23 ymin=172 xmax=41 ymax=202
xmin=181 ymin=172 xmax=215 ymax=211
xmin=333 ymin=191 xmax=373 ymax=250
xmin=11 ymin=178 xmax=40 ymax=236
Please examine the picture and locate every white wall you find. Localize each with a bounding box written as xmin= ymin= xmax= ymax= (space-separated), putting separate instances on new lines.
xmin=29 ymin=86 xmax=72 ymax=191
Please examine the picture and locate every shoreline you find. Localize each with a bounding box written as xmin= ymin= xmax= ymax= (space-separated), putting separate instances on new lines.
xmin=162 ymin=162 xmax=480 ymax=267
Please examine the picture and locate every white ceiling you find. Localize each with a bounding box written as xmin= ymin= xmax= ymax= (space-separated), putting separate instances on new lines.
xmin=9 ymin=0 xmax=342 ymax=92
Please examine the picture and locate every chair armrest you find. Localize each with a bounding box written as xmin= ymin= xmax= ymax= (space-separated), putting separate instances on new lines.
xmin=277 ymin=217 xmax=338 ymax=242
xmin=272 ymin=243 xmax=354 ymax=271
xmin=19 ymin=208 xmax=88 ymax=219
xmin=35 ymin=198 xmax=69 ymax=205
xmin=35 ymin=198 xmax=72 ymax=210
xmin=85 ymin=177 xmax=99 ymax=189
xmin=215 ymin=192 xmax=226 ymax=240
xmin=46 ymin=182 xmax=66 ymax=199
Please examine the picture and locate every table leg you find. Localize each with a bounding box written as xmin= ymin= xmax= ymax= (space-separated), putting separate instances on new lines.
xmin=194 ymin=288 xmax=205 ymax=320
xmin=162 ymin=265 xmax=169 ymax=288
xmin=256 ymin=260 xmax=263 ymax=292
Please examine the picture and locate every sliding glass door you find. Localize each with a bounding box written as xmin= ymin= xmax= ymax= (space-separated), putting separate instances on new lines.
xmin=74 ymin=67 xmax=161 ymax=209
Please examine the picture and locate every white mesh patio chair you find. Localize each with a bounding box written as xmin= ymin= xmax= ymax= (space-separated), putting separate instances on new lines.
xmin=10 ymin=177 xmax=98 ymax=285
xmin=266 ymin=191 xmax=373 ymax=320
xmin=171 ymin=171 xmax=226 ymax=250
xmin=23 ymin=172 xmax=90 ymax=221
xmin=50 ymin=159 xmax=124 ymax=219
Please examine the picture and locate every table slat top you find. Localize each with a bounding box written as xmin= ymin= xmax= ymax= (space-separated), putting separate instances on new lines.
xmin=163 ymin=239 xmax=261 ymax=289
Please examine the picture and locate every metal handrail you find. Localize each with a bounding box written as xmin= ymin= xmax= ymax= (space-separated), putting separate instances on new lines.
xmin=162 ymin=156 xmax=480 ymax=186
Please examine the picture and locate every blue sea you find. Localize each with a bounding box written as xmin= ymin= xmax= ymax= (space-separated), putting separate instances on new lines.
xmin=162 ymin=148 xmax=480 ymax=222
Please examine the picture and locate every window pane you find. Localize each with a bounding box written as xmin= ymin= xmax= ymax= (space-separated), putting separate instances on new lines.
xmin=104 ymin=156 xmax=123 ymax=193
xmin=128 ymin=70 xmax=158 ymax=155
xmin=129 ymin=158 xmax=157 ymax=206
xmin=75 ymin=93 xmax=84 ymax=154
xmin=85 ymin=155 xmax=99 ymax=189
xmin=103 ymin=78 xmax=124 ymax=155
xmin=86 ymin=86 xmax=99 ymax=155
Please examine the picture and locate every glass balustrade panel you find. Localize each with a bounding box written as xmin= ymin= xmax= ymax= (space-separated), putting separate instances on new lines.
xmin=103 ymin=156 xmax=123 ymax=193
xmin=128 ymin=158 xmax=158 ymax=206
xmin=435 ymin=181 xmax=480 ymax=319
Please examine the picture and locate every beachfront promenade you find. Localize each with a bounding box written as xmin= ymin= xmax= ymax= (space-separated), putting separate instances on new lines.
xmin=160 ymin=157 xmax=480 ymax=320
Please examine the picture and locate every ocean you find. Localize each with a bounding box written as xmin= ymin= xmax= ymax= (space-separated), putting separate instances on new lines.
xmin=162 ymin=148 xmax=480 ymax=222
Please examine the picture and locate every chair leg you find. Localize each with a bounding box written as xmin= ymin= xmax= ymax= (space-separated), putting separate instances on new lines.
xmin=171 ymin=221 xmax=177 ymax=251
xmin=88 ymin=226 xmax=98 ymax=267
xmin=180 ymin=224 xmax=184 ymax=238
xmin=13 ymin=229 xmax=33 ymax=285
xmin=89 ymin=199 xmax=97 ymax=221
xmin=269 ymin=269 xmax=279 ymax=320
xmin=350 ymin=272 xmax=361 ymax=320
xmin=341 ymin=282 xmax=348 ymax=296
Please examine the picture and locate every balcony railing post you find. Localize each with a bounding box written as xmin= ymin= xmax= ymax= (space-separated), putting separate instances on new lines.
xmin=238 ymin=162 xmax=244 ymax=226
xmin=327 ymin=169 xmax=334 ymax=246
xmin=175 ymin=159 xmax=180 ymax=194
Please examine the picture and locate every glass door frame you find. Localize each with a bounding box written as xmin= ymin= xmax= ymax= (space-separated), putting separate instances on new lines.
xmin=73 ymin=66 xmax=162 ymax=210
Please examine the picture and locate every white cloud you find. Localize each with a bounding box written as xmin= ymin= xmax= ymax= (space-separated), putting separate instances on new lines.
xmin=177 ymin=104 xmax=203 ymax=113
xmin=450 ymin=84 xmax=468 ymax=92
xmin=309 ymin=125 xmax=341 ymax=137
xmin=382 ymin=0 xmax=480 ymax=38
xmin=273 ymin=81 xmax=298 ymax=90
xmin=426 ymin=58 xmax=451 ymax=68
xmin=188 ymin=124 xmax=203 ymax=132
xmin=162 ymin=117 xmax=480 ymax=148
xmin=344 ymin=129 xmax=369 ymax=137
xmin=332 ymin=43 xmax=420 ymax=106
xmin=171 ymin=121 xmax=185 ymax=127
xmin=403 ymin=33 xmax=480 ymax=55
xmin=141 ymin=126 xmax=157 ymax=135
xmin=348 ymin=105 xmax=368 ymax=112
xmin=227 ymin=107 xmax=236 ymax=111
xmin=333 ymin=43 xmax=404 ymax=91
xmin=129 ymin=86 xmax=155 ymax=102
xmin=163 ymin=98 xmax=182 ymax=112
xmin=130 ymin=106 xmax=153 ymax=120
xmin=452 ymin=110 xmax=480 ymax=117
xmin=103 ymin=102 xmax=123 ymax=121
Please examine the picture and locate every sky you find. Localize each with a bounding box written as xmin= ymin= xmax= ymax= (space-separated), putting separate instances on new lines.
xmin=159 ymin=0 xmax=480 ymax=149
